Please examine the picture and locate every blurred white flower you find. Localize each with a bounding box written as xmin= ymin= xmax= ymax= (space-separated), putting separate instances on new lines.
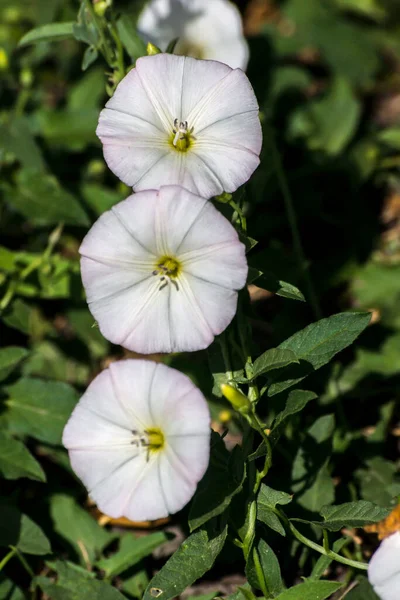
xmin=137 ymin=0 xmax=249 ymax=70
xmin=368 ymin=531 xmax=400 ymax=600
xmin=80 ymin=185 xmax=247 ymax=353
xmin=96 ymin=53 xmax=262 ymax=199
xmin=63 ymin=359 xmax=211 ymax=521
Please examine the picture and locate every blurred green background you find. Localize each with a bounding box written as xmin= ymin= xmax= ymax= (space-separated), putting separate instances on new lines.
xmin=1 ymin=0 xmax=400 ymax=598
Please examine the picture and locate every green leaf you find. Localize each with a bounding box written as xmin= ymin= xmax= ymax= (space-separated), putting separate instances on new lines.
xmin=30 ymin=109 xmax=99 ymax=149
xmin=117 ymin=14 xmax=147 ymax=60
xmin=121 ymin=568 xmax=149 ymax=598
xmin=267 ymin=312 xmax=371 ymax=396
xmin=189 ymin=435 xmax=245 ymax=531
xmin=266 ymin=0 xmax=379 ymax=87
xmin=355 ymin=457 xmax=400 ymax=506
xmin=291 ymin=415 xmax=335 ymax=513
xmin=2 ymin=377 xmax=78 ymax=445
xmin=257 ymin=484 xmax=292 ymax=536
xmin=289 ymin=77 xmax=361 ymax=155
xmin=309 ymin=537 xmax=348 ymax=581
xmin=81 ymin=183 xmax=124 ymax=216
xmin=274 ymin=580 xmax=343 ymax=600
xmin=252 ymin=271 xmax=305 ymax=302
xmin=0 ymin=347 xmax=29 ymax=382
xmin=96 ymin=532 xmax=167 ymax=578
xmin=0 ymin=432 xmax=45 ymax=482
xmin=66 ymin=309 xmax=109 ymax=359
xmin=0 ymin=576 xmax=25 ymax=600
xmin=143 ymin=521 xmax=228 ymax=600
xmin=35 ymin=560 xmax=127 ymax=600
xmin=344 ymin=576 xmax=379 ymax=600
xmin=0 ymin=504 xmax=51 ymax=555
xmin=1 ymin=299 xmax=34 ymax=335
xmin=18 ymin=22 xmax=75 ymax=46
xmin=246 ymin=538 xmax=284 ymax=596
xmin=272 ymin=390 xmax=318 ymax=431
xmin=0 ymin=118 xmax=46 ymax=171
xmin=312 ymin=500 xmax=391 ymax=531
xmin=253 ymin=348 xmax=299 ymax=379
xmin=208 ymin=340 xmax=244 ymax=398
xmin=7 ymin=169 xmax=89 ymax=227
xmin=377 ymin=126 xmax=400 ymax=150
xmin=50 ymin=494 xmax=114 ymax=565
xmin=17 ymin=514 xmax=52 ymax=555
xmin=82 ymin=46 xmax=98 ymax=71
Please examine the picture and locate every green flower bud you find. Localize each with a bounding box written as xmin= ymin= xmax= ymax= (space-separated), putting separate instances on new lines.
xmin=20 ymin=68 xmax=33 ymax=87
xmin=221 ymin=384 xmax=251 ymax=413
xmin=147 ymin=42 xmax=162 ymax=56
xmin=0 ymin=47 xmax=8 ymax=71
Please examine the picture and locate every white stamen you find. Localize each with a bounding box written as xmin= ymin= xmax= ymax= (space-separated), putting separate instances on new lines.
xmin=173 ymin=119 xmax=189 ymax=147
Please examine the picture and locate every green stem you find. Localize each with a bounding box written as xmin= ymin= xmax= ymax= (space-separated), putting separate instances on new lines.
xmin=109 ymin=15 xmax=125 ymax=81
xmin=84 ymin=0 xmax=114 ymax=67
xmin=229 ymin=199 xmax=247 ymax=232
xmin=277 ymin=513 xmax=368 ymax=571
xmin=0 ymin=547 xmax=17 ymax=571
xmin=269 ymin=133 xmax=321 ymax=320
xmin=0 ymin=223 xmax=63 ymax=313
xmin=11 ymin=547 xmax=35 ymax=578
xmin=218 ymin=335 xmax=234 ymax=381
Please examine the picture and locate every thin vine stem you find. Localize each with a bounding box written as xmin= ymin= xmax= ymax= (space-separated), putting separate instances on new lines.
xmin=276 ymin=511 xmax=368 ymax=571
xmin=269 ymin=131 xmax=322 ymax=320
xmin=0 ymin=547 xmax=17 ymax=571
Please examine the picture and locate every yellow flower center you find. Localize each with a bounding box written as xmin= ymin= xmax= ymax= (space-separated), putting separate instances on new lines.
xmin=153 ymin=256 xmax=182 ymax=291
xmin=146 ymin=428 xmax=165 ymax=452
xmin=131 ymin=427 xmax=165 ymax=456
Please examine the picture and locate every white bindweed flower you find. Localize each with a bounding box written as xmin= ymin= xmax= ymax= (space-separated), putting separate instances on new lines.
xmin=96 ymin=53 xmax=262 ymax=198
xmin=62 ymin=359 xmax=211 ymax=521
xmin=368 ymin=532 xmax=400 ymax=600
xmin=137 ymin=0 xmax=249 ymax=70
xmin=80 ymin=185 xmax=248 ymax=353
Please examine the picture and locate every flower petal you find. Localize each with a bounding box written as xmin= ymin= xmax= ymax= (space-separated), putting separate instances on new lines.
xmin=188 ymin=68 xmax=260 ymax=135
xmin=99 ymin=66 xmax=169 ymax=132
xmin=182 ymin=243 xmax=248 ymax=289
xmin=80 ymin=192 xmax=158 ymax=262
xmin=154 ymin=186 xmax=208 ymax=256
xmin=149 ymin=363 xmax=211 ymax=435
xmin=136 ymin=54 xmax=185 ymax=127
xmin=63 ymin=359 xmax=211 ymax=521
xmin=369 ymin=532 xmax=400 ymax=589
xmin=97 ymin=53 xmax=261 ymax=196
xmin=138 ymin=0 xmax=249 ymax=70
xmin=157 ymin=436 xmax=209 ymax=515
xmin=181 ymin=274 xmax=239 ymax=336
xmin=80 ymin=186 xmax=248 ymax=352
xmin=62 ymin=369 xmax=132 ymax=441
xmin=373 ymin=575 xmax=400 ymax=600
xmin=193 ymin=143 xmax=259 ymax=193
xmin=85 ymin=276 xmax=166 ymax=351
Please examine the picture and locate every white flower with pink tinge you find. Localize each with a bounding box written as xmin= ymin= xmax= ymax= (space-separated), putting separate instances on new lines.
xmin=63 ymin=359 xmax=211 ymax=521
xmin=137 ymin=0 xmax=249 ymax=70
xmin=368 ymin=531 xmax=400 ymax=600
xmin=96 ymin=53 xmax=262 ymax=199
xmin=80 ymin=185 xmax=248 ymax=354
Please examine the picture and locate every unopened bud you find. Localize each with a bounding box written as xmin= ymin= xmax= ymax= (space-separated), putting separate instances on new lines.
xmin=147 ymin=42 xmax=162 ymax=56
xmin=20 ymin=68 xmax=33 ymax=87
xmin=0 ymin=48 xmax=8 ymax=71
xmin=215 ymin=192 xmax=232 ymax=204
xmin=221 ymin=384 xmax=250 ymax=413
xmin=219 ymin=409 xmax=232 ymax=423
xmin=93 ymin=0 xmax=112 ymax=17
